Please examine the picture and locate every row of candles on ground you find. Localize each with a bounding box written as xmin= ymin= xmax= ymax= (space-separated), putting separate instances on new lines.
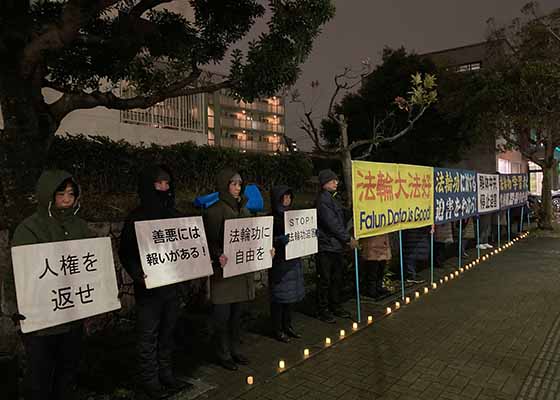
xmin=244 ymin=231 xmax=530 ymax=385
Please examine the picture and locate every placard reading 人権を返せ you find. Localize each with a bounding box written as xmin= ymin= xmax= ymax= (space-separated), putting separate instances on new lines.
xmin=11 ymin=237 xmax=121 ymax=333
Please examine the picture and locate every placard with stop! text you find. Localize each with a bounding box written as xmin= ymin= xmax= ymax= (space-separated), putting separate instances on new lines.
xmin=284 ymin=208 xmax=318 ymax=260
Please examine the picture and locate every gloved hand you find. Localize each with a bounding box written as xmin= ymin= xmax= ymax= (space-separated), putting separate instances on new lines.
xmin=11 ymin=313 xmax=26 ymax=326
xmin=278 ymin=234 xmax=290 ymax=246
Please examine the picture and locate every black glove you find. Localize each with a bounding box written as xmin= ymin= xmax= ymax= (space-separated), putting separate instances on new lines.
xmin=278 ymin=234 xmax=290 ymax=246
xmin=11 ymin=313 xmax=26 ymax=326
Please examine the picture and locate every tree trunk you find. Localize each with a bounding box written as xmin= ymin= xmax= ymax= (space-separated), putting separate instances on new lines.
xmin=539 ymin=163 xmax=554 ymax=230
xmin=538 ymin=137 xmax=555 ymax=230
xmin=0 ymin=70 xmax=55 ymax=230
xmin=340 ymin=148 xmax=353 ymax=207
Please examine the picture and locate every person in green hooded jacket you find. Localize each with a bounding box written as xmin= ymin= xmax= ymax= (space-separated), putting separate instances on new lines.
xmin=11 ymin=170 xmax=92 ymax=400
xmin=204 ymin=169 xmax=255 ymax=371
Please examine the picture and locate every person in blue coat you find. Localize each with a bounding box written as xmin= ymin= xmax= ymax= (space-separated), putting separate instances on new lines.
xmin=269 ymin=185 xmax=305 ymax=343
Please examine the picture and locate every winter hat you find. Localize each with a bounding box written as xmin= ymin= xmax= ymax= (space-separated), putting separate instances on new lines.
xmin=154 ymin=168 xmax=171 ymax=182
xmin=229 ymin=173 xmax=242 ymax=183
xmin=318 ymin=169 xmax=338 ymax=187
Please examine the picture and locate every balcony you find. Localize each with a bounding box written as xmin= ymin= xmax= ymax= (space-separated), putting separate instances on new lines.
xmin=220 ymin=117 xmax=284 ymax=134
xmin=210 ymin=137 xmax=286 ymax=153
xmin=210 ymin=95 xmax=285 ymax=115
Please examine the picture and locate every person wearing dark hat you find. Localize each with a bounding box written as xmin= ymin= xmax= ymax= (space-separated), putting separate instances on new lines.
xmin=204 ymin=169 xmax=255 ymax=371
xmin=11 ymin=170 xmax=93 ymax=400
xmin=315 ymin=169 xmax=357 ymax=323
xmin=119 ymin=165 xmax=188 ymax=399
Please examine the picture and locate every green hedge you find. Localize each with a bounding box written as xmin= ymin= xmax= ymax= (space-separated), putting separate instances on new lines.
xmin=46 ymin=135 xmax=314 ymax=195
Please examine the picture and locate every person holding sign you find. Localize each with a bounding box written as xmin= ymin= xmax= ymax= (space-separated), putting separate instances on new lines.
xmin=315 ymin=169 xmax=358 ymax=323
xmin=269 ymin=186 xmax=305 ymax=343
xmin=119 ymin=166 xmax=187 ymax=399
xmin=204 ymin=169 xmax=255 ymax=371
xmin=11 ymin=170 xmax=93 ymax=400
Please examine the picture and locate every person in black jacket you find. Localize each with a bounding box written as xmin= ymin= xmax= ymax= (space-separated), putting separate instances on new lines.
xmin=119 ymin=165 xmax=188 ymax=399
xmin=315 ymin=169 xmax=357 ymax=323
xmin=269 ymin=186 xmax=305 ymax=343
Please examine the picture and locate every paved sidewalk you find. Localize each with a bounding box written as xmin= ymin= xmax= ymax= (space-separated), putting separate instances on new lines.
xmin=214 ymin=233 xmax=560 ymax=400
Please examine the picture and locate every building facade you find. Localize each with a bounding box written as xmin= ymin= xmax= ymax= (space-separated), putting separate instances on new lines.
xmin=422 ymin=41 xmax=530 ymax=177
xmin=0 ymin=85 xmax=288 ymax=153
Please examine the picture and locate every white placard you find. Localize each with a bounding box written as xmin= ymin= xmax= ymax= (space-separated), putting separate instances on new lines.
xmin=223 ymin=216 xmax=273 ymax=278
xmin=11 ymin=237 xmax=121 ymax=334
xmin=477 ymin=173 xmax=500 ymax=214
xmin=135 ymin=216 xmax=213 ymax=289
xmin=284 ymin=209 xmax=318 ymax=260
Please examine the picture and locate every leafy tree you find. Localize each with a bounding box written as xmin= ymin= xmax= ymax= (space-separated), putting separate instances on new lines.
xmin=480 ymin=2 xmax=560 ymax=229
xmin=0 ymin=0 xmax=334 ymax=228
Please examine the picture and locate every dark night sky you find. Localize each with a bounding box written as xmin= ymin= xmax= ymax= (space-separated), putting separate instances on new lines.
xmin=286 ymin=0 xmax=558 ymax=150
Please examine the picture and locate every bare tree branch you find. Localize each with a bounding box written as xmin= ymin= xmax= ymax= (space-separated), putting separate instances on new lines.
xmin=49 ymin=68 xmax=224 ymax=122
xmin=128 ymin=0 xmax=173 ymax=19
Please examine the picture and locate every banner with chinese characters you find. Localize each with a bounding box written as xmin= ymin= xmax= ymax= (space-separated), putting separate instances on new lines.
xmin=135 ymin=217 xmax=213 ymax=289
xmin=433 ymin=168 xmax=477 ymax=224
xmin=284 ymin=209 xmax=318 ymax=260
xmin=477 ymin=173 xmax=500 ymax=214
xmin=11 ymin=237 xmax=121 ymax=334
xmin=223 ymin=216 xmax=274 ymax=278
xmin=499 ymin=173 xmax=529 ymax=209
xmin=352 ymin=161 xmax=434 ymax=238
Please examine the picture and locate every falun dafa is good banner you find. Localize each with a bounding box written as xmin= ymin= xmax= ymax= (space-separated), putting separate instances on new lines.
xmin=352 ymin=161 xmax=434 ymax=239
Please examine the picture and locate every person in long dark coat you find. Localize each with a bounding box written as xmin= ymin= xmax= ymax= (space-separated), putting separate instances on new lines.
xmin=119 ymin=165 xmax=187 ymax=399
xmin=269 ymin=186 xmax=305 ymax=343
xmin=203 ymin=169 xmax=254 ymax=371
xmin=12 ymin=170 xmax=93 ymax=400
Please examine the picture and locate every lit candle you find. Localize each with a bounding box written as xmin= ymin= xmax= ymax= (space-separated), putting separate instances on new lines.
xmin=423 ymin=287 xmax=429 ymax=294
xmin=386 ymin=307 xmax=392 ymax=314
xmin=432 ymin=283 xmax=437 ymax=289
xmin=460 ymin=268 xmax=464 ymax=272
xmin=454 ymin=271 xmax=459 ymax=277
xmin=279 ymin=360 xmax=285 ymax=369
xmin=439 ymin=279 xmax=443 ymax=284
xmin=395 ymin=302 xmax=400 ymax=309
xmin=450 ymin=274 xmax=454 ymax=279
xmin=405 ymin=296 xmax=411 ymax=304
xmin=325 ymin=337 xmax=331 ymax=345
xmin=415 ymin=291 xmax=420 ymax=298
xmin=340 ymin=329 xmax=346 ymax=337
xmin=247 ymin=376 xmax=254 ymax=385
xmin=352 ymin=322 xmax=358 ymax=330
xmin=444 ymin=276 xmax=449 ymax=282
xmin=367 ymin=315 xmax=373 ymax=324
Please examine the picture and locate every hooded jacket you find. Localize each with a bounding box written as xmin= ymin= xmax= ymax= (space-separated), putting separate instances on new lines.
xmin=315 ymin=189 xmax=351 ymax=253
xmin=119 ymin=165 xmax=180 ymax=298
xmin=12 ymin=170 xmax=92 ymax=335
xmin=203 ymin=169 xmax=255 ymax=304
xmin=269 ymin=186 xmax=305 ymax=304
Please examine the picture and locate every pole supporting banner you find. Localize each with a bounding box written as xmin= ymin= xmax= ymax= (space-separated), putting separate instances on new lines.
xmin=476 ymin=216 xmax=480 ymax=259
xmin=458 ymin=219 xmax=463 ymax=268
xmin=430 ymin=228 xmax=434 ymax=285
xmin=354 ymin=248 xmax=361 ymax=323
xmin=399 ymin=230 xmax=405 ymax=301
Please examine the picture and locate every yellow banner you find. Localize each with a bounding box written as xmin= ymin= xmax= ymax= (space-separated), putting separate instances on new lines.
xmin=352 ymin=161 xmax=434 ymax=238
